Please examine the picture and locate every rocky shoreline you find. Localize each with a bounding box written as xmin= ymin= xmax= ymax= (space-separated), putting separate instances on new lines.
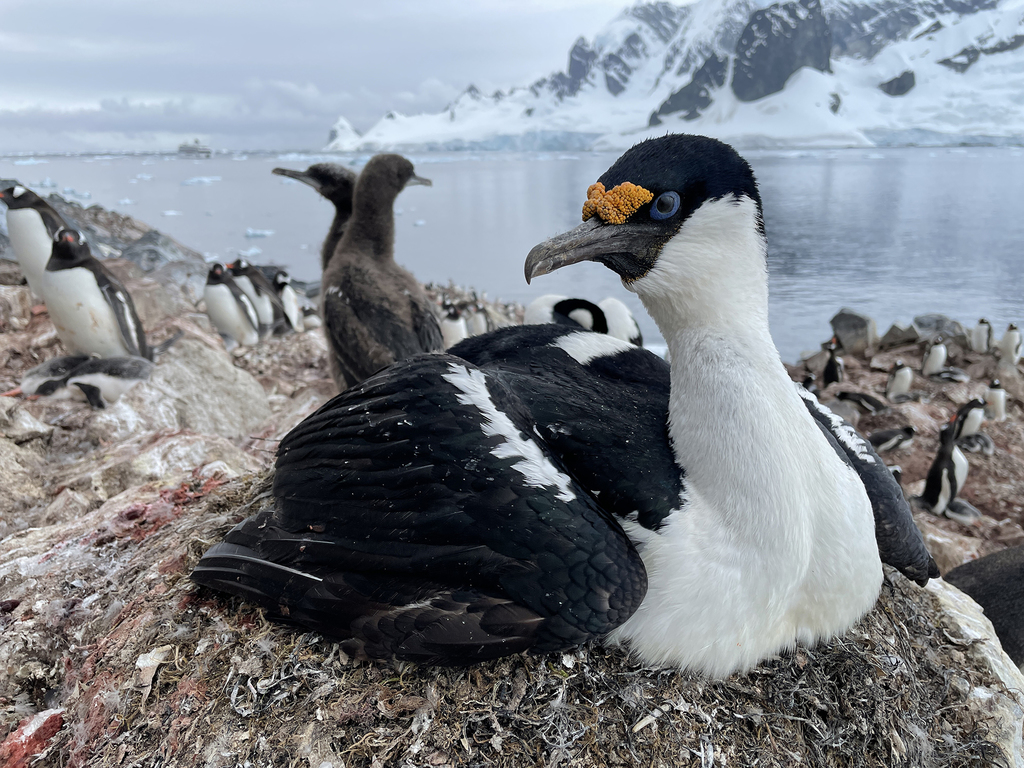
xmin=1 ymin=199 xmax=1023 ymax=766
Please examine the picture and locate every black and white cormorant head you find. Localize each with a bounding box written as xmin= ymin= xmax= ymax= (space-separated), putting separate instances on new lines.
xmin=46 ymin=228 xmax=91 ymax=271
xmin=272 ymin=163 xmax=357 ymax=207
xmin=524 ymin=135 xmax=764 ymax=333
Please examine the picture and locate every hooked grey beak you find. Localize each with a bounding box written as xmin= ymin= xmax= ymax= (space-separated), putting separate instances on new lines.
xmin=272 ymin=167 xmax=319 ymax=191
xmin=524 ymin=218 xmax=650 ymax=284
xmin=405 ymin=175 xmax=432 ymax=188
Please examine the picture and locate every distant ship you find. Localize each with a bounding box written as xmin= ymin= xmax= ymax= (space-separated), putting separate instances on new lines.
xmin=178 ymin=139 xmax=212 ymax=158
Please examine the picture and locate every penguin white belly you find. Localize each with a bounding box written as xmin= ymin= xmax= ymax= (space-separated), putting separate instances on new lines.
xmin=960 ymin=409 xmax=984 ymax=437
xmin=922 ymin=345 xmax=946 ymax=376
xmin=66 ymin=372 xmax=141 ymax=404
xmin=440 ymin=316 xmax=468 ymax=349
xmin=204 ymin=284 xmax=259 ymax=347
xmin=252 ymin=292 xmax=274 ymax=328
xmin=1001 ymin=331 xmax=1022 ymax=364
xmin=41 ymin=268 xmax=132 ymax=357
xmin=970 ymin=325 xmax=990 ymax=353
xmin=887 ymin=367 xmax=912 ymax=398
xmin=280 ymin=285 xmax=303 ymax=331
xmin=467 ymin=311 xmax=489 ymax=336
xmin=986 ymin=389 xmax=1007 ymax=421
xmin=6 ymin=208 xmax=51 ymax=298
xmin=952 ymin=446 xmax=969 ymax=496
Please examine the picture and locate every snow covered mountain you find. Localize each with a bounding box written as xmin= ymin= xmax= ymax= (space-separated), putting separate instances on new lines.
xmin=327 ymin=0 xmax=1024 ymax=150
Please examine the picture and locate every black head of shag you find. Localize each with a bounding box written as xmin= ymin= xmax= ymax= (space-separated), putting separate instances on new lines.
xmin=272 ymin=163 xmax=357 ymax=207
xmin=46 ymin=228 xmax=91 ymax=271
xmin=524 ymin=134 xmax=762 ymax=285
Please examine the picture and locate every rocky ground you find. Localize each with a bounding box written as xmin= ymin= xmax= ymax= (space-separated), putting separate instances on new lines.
xmin=0 ymin=201 xmax=1023 ymax=766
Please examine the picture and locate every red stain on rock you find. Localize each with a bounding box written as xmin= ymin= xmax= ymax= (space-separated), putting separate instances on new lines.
xmin=157 ymin=553 xmax=188 ymax=575
xmin=0 ymin=708 xmax=64 ymax=768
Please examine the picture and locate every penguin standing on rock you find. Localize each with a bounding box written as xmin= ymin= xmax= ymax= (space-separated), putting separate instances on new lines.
xmin=204 ymin=262 xmax=259 ymax=349
xmin=272 ymin=270 xmax=304 ymax=333
xmin=915 ymin=421 xmax=979 ymax=524
xmin=0 ymin=185 xmax=69 ymax=300
xmin=42 ymin=229 xmax=151 ymax=360
xmin=885 ymin=359 xmax=913 ymax=402
xmin=439 ymin=300 xmax=469 ymax=349
xmin=228 ymin=259 xmax=281 ymax=338
xmin=320 ymin=153 xmax=443 ymax=391
xmin=921 ymin=335 xmax=947 ymax=377
xmin=952 ymin=398 xmax=993 ymax=454
xmin=999 ymin=323 xmax=1022 ymax=365
xmin=272 ymin=163 xmax=357 ymax=272
xmin=986 ymin=379 xmax=1007 ymax=422
xmin=822 ymin=338 xmax=844 ymax=386
xmin=970 ymin=319 xmax=993 ymax=354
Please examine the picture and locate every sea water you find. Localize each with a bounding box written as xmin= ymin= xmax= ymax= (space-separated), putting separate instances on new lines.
xmin=2 ymin=146 xmax=1023 ymax=362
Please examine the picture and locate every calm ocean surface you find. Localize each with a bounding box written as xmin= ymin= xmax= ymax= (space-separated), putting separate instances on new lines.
xmin=3 ymin=146 xmax=1023 ymax=362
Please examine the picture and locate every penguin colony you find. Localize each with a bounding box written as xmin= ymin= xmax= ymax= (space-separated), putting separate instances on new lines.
xmin=0 ymin=185 xmax=172 ymax=408
xmin=192 ymin=134 xmax=940 ymax=675
xmin=5 ymin=134 xmax=1021 ymax=675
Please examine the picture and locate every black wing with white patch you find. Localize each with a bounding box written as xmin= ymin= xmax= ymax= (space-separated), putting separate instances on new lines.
xmin=93 ymin=267 xmax=150 ymax=360
xmin=192 ymin=353 xmax=647 ymax=663
xmin=797 ymin=387 xmax=938 ymax=585
xmin=451 ymin=325 xmax=683 ymax=530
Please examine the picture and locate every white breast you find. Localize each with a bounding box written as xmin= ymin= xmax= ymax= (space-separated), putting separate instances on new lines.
xmin=280 ymin=285 xmax=303 ymax=331
xmin=1000 ymin=331 xmax=1021 ymax=364
xmin=6 ymin=208 xmax=52 ymax=299
xmin=440 ymin=316 xmax=468 ymax=349
xmin=960 ymin=408 xmax=984 ymax=437
xmin=204 ymin=284 xmax=259 ymax=347
xmin=985 ymin=388 xmax=1007 ymax=422
xmin=41 ymin=268 xmax=132 ymax=357
xmin=970 ymin=324 xmax=990 ymax=353
xmin=886 ymin=367 xmax=913 ymax=398
xmin=952 ymin=445 xmax=969 ymax=494
xmin=66 ymin=372 xmax=141 ymax=405
xmin=922 ymin=344 xmax=946 ymax=376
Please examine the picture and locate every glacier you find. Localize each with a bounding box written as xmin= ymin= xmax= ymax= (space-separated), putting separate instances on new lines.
xmin=327 ymin=0 xmax=1024 ymax=150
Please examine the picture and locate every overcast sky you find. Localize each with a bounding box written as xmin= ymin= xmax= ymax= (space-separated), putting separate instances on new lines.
xmin=0 ymin=0 xmax=629 ymax=153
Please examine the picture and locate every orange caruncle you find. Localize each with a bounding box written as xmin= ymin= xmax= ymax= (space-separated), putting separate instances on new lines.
xmin=581 ymin=181 xmax=654 ymax=224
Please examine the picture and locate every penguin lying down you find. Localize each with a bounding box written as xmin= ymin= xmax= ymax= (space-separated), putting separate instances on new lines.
xmin=3 ymin=355 xmax=154 ymax=409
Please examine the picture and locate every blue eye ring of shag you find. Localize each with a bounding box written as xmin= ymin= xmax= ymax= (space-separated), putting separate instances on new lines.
xmin=650 ymin=191 xmax=680 ymax=221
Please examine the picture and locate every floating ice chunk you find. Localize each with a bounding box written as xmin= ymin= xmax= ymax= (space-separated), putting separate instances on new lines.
xmin=244 ymin=228 xmax=275 ymax=238
xmin=395 ymin=208 xmax=403 ymax=215
xmin=32 ymin=177 xmax=56 ymax=189
xmin=118 ymin=199 xmax=135 ymax=206
xmin=162 ymin=210 xmax=183 ymax=217
xmin=233 ymin=155 xmax=248 ymax=161
xmin=136 ymin=173 xmax=153 ymax=181
xmin=182 ymin=176 xmax=221 ymax=185
xmin=13 ymin=158 xmax=47 ymax=165
xmin=414 ymin=220 xmax=426 ymax=227
xmin=235 ymin=247 xmax=262 ymax=258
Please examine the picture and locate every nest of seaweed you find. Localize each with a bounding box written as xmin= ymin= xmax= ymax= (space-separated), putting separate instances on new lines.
xmin=1 ymin=473 xmax=1012 ymax=768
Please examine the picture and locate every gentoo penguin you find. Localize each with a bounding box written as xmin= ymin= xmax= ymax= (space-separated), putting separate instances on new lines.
xmin=822 ymin=337 xmax=844 ymax=386
xmin=439 ymin=300 xmax=469 ymax=349
xmin=42 ymin=229 xmax=151 ymax=360
xmin=885 ymin=359 xmax=913 ymax=402
xmin=915 ymin=422 xmax=971 ymax=522
xmin=836 ymin=390 xmax=888 ymax=415
xmin=465 ymin=298 xmax=490 ymax=337
xmin=5 ymin=355 xmax=152 ymax=408
xmin=952 ymin=398 xmax=994 ymax=455
xmin=272 ymin=163 xmax=357 ymax=271
xmin=5 ymin=355 xmax=90 ymax=397
xmin=985 ymin=379 xmax=1007 ymax=422
xmin=203 ymin=262 xmax=259 ymax=348
xmin=944 ymin=545 xmax=1024 ymax=666
xmin=867 ymin=426 xmax=915 ymax=453
xmin=524 ymin=294 xmax=607 ymax=332
xmin=272 ymin=270 xmax=304 ymax=333
xmin=65 ymin=356 xmax=154 ymax=408
xmin=999 ymin=322 xmax=1022 ymax=365
xmin=228 ymin=259 xmax=281 ymax=337
xmin=194 ymin=135 xmax=936 ymax=675
xmin=970 ymin=318 xmax=993 ymax=354
xmin=0 ymin=185 xmax=69 ymax=299
xmin=801 ymin=372 xmax=819 ymax=396
xmin=921 ymin=335 xmax=947 ymax=377
xmin=319 ymin=153 xmax=443 ymax=391
xmin=599 ymin=297 xmax=643 ymax=346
